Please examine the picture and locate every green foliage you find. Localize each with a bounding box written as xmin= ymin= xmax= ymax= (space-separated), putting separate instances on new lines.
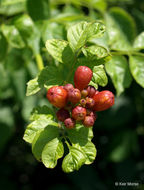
xmin=67 ymin=124 xmax=96 ymax=165
xmin=14 ymin=14 xmax=40 ymax=54
xmin=67 ymin=21 xmax=105 ymax=52
xmin=22 ymin=5 xmax=144 ymax=171
xmin=129 ymin=56 xmax=144 ymax=88
xmin=105 ymin=56 xmax=132 ymax=95
xmin=82 ymin=45 xmax=109 ymax=59
xmin=26 ymin=77 xmax=40 ymax=96
xmin=105 ymin=7 xmax=136 ymax=51
xmin=62 ymin=145 xmax=86 ymax=173
xmin=27 ymin=0 xmax=50 ymax=21
xmin=0 ymin=32 xmax=8 ymax=61
xmin=24 ymin=105 xmax=97 ymax=172
xmin=32 ymin=126 xmax=59 ymax=160
xmin=90 ymin=65 xmax=108 ymax=89
xmin=46 ymin=39 xmax=75 ymax=64
xmin=1 ymin=0 xmax=144 ymax=177
xmin=24 ymin=21 xmax=109 ymax=172
xmin=133 ymin=32 xmax=144 ymax=50
xmin=23 ymin=110 xmax=57 ymax=143
xmin=0 ymin=0 xmax=26 ymax=16
xmin=42 ymin=138 xmax=64 ymax=168
xmin=1 ymin=24 xmax=25 ymax=49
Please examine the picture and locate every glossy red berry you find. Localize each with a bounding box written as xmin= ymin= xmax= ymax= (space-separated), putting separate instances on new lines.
xmin=64 ymin=118 xmax=75 ymax=129
xmin=83 ymin=116 xmax=94 ymax=128
xmin=87 ymin=86 xmax=97 ymax=98
xmin=56 ymin=108 xmax=70 ymax=122
xmin=67 ymin=88 xmax=81 ymax=104
xmin=47 ymin=86 xmax=68 ymax=108
xmin=74 ymin=66 xmax=93 ymax=91
xmin=81 ymin=89 xmax=88 ymax=98
xmin=64 ymin=83 xmax=74 ymax=92
xmin=86 ymin=97 xmax=95 ymax=109
xmin=93 ymin=90 xmax=115 ymax=111
xmin=72 ymin=106 xmax=86 ymax=121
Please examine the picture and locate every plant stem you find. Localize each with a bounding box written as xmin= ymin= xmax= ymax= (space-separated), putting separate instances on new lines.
xmin=35 ymin=53 xmax=44 ymax=71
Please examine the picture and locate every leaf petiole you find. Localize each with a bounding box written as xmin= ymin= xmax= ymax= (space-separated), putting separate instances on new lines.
xmin=35 ymin=53 xmax=44 ymax=71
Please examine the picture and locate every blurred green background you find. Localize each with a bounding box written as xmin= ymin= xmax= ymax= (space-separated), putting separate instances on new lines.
xmin=0 ymin=0 xmax=144 ymax=189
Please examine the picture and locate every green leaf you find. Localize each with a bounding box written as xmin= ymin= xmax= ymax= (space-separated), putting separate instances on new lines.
xmin=45 ymin=39 xmax=75 ymax=64
xmin=15 ymin=14 xmax=40 ymax=54
xmin=67 ymin=124 xmax=93 ymax=146
xmin=27 ymin=0 xmax=50 ymax=21
xmin=67 ymin=21 xmax=105 ymax=52
xmin=0 ymin=0 xmax=26 ymax=16
xmin=62 ymin=145 xmax=86 ymax=173
xmin=129 ymin=56 xmax=144 ymax=88
xmin=52 ymin=0 xmax=107 ymax=12
xmin=38 ymin=65 xmax=64 ymax=87
xmin=88 ymin=81 xmax=98 ymax=89
xmin=82 ymin=45 xmax=110 ymax=59
xmin=22 ymin=96 xmax=37 ymax=121
xmin=32 ymin=125 xmax=59 ymax=160
xmin=0 ymin=64 xmax=13 ymax=99
xmin=11 ymin=68 xmax=27 ymax=102
xmin=0 ymin=32 xmax=8 ymax=61
xmin=30 ymin=105 xmax=54 ymax=121
xmin=133 ymin=32 xmax=144 ymax=50
xmin=23 ymin=114 xmax=58 ymax=143
xmin=26 ymin=77 xmax=40 ymax=96
xmin=67 ymin=124 xmax=96 ymax=165
xmin=74 ymin=141 xmax=97 ymax=165
xmin=105 ymin=56 xmax=132 ymax=96
xmin=90 ymin=32 xmax=109 ymax=52
xmin=42 ymin=22 xmax=65 ymax=43
xmin=1 ymin=24 xmax=25 ymax=49
xmin=42 ymin=138 xmax=64 ymax=168
xmin=49 ymin=13 xmax=89 ymax=24
xmin=77 ymin=56 xmax=111 ymax=70
xmin=90 ymin=0 xmax=107 ymax=11
xmin=105 ymin=7 xmax=136 ymax=51
xmin=91 ymin=65 xmax=108 ymax=88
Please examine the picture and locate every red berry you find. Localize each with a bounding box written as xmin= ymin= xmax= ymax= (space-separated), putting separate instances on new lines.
xmin=64 ymin=83 xmax=74 ymax=92
xmin=47 ymin=86 xmax=68 ymax=108
xmin=86 ymin=97 xmax=95 ymax=108
xmin=87 ymin=110 xmax=97 ymax=121
xmin=59 ymin=86 xmax=64 ymax=89
xmin=83 ymin=116 xmax=94 ymax=128
xmin=56 ymin=108 xmax=70 ymax=122
xmin=87 ymin=86 xmax=97 ymax=98
xmin=64 ymin=118 xmax=75 ymax=129
xmin=81 ymin=89 xmax=88 ymax=98
xmin=72 ymin=106 xmax=86 ymax=121
xmin=74 ymin=66 xmax=93 ymax=91
xmin=67 ymin=88 xmax=81 ymax=104
xmin=80 ymin=99 xmax=87 ymax=107
xmin=93 ymin=90 xmax=115 ymax=111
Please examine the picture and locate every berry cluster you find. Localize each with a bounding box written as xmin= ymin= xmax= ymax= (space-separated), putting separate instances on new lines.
xmin=47 ymin=66 xmax=115 ymax=129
